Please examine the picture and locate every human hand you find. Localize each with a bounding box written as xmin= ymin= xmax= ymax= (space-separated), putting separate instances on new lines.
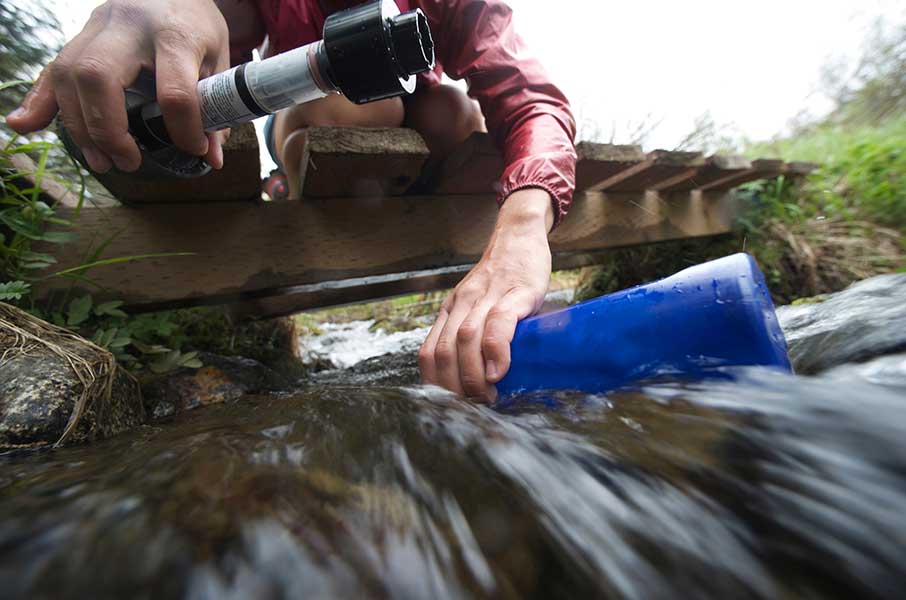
xmin=418 ymin=188 xmax=555 ymax=401
xmin=5 ymin=0 xmax=231 ymax=172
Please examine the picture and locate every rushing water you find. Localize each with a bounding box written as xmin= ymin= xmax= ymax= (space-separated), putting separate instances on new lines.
xmin=2 ymin=365 xmax=905 ymax=599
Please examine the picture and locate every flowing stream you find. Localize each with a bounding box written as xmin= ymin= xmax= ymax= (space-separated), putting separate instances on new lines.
xmin=2 ymin=278 xmax=905 ymax=599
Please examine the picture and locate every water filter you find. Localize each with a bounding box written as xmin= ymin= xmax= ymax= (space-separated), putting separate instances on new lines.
xmin=496 ymin=253 xmax=792 ymax=398
xmin=59 ymin=0 xmax=434 ymax=178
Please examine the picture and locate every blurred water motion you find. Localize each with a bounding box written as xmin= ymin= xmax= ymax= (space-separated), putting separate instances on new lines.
xmin=1 ymin=366 xmax=905 ymax=599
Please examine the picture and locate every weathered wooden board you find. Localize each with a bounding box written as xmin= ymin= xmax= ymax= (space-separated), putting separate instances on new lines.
xmin=574 ymin=143 xmax=646 ymax=193
xmin=89 ymin=122 xmax=261 ymax=204
xmin=299 ymin=127 xmax=429 ymax=197
xmin=595 ymin=150 xmax=706 ymax=192
xmin=421 ymin=131 xmax=503 ymax=195
xmin=700 ymin=159 xmax=785 ymax=192
xmin=784 ymin=161 xmax=819 ymax=178
xmin=654 ymin=155 xmax=752 ymax=192
xmin=225 ymin=245 xmax=715 ymax=320
xmin=34 ymin=188 xmax=736 ymax=312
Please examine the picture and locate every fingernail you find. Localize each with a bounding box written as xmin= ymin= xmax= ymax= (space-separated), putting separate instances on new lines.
xmin=81 ymin=147 xmax=112 ymax=173
xmin=6 ymin=107 xmax=25 ymax=120
xmin=485 ymin=360 xmax=498 ymax=381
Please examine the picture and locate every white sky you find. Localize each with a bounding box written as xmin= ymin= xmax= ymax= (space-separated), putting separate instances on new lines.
xmin=58 ymin=0 xmax=905 ymax=170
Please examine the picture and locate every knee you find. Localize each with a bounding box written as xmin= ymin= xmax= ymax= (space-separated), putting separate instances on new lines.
xmin=280 ymin=93 xmax=404 ymax=130
xmin=406 ymin=85 xmax=485 ymax=154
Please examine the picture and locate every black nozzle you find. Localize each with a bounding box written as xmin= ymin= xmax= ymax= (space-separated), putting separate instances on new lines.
xmin=389 ymin=10 xmax=434 ymax=76
xmin=322 ymin=0 xmax=436 ymax=104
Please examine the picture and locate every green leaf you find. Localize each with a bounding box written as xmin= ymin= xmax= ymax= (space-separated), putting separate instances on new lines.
xmin=37 ymin=230 xmax=78 ymax=244
xmin=101 ymin=328 xmax=117 ymax=347
xmin=17 ymin=250 xmax=56 ymax=264
xmin=44 ymin=252 xmax=194 ymax=280
xmin=20 ymin=260 xmax=56 ymax=271
xmin=94 ymin=300 xmax=128 ymax=319
xmin=109 ymin=330 xmax=132 ymax=349
xmin=0 ymin=80 xmax=32 ymax=93
xmin=132 ymin=341 xmax=171 ymax=355
xmin=149 ymin=350 xmax=181 ymax=374
xmin=67 ymin=295 xmax=93 ymax=326
xmin=181 ymin=358 xmax=203 ymax=369
xmin=0 ymin=280 xmax=30 ymax=301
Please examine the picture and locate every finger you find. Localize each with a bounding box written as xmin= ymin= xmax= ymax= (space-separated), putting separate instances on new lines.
xmin=205 ymin=129 xmax=229 ymax=169
xmin=154 ymin=31 xmax=209 ymax=156
xmin=49 ymin=16 xmax=113 ymax=172
xmin=482 ymin=288 xmax=540 ymax=384
xmin=418 ymin=304 xmax=449 ymax=385
xmin=74 ymin=39 xmax=144 ymax=172
xmin=6 ymin=66 xmax=58 ymax=134
xmin=434 ymin=295 xmax=478 ymax=396
xmin=456 ymin=297 xmax=498 ymax=400
xmin=55 ymin=77 xmax=114 ymax=174
xmin=6 ymin=2 xmax=107 ymax=134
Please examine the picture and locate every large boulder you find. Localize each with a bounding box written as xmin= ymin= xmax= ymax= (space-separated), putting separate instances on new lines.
xmin=777 ymin=273 xmax=906 ymax=374
xmin=0 ymin=303 xmax=144 ymax=448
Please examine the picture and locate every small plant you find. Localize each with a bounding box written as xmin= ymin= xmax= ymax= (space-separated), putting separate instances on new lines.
xmin=2 ymin=100 xmax=199 ymax=373
xmin=30 ymin=293 xmax=203 ymax=373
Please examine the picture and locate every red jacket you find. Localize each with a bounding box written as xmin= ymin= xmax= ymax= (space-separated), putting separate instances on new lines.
xmin=235 ymin=0 xmax=577 ymax=225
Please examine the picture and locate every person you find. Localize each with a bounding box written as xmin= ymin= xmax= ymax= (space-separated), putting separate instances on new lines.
xmin=6 ymin=0 xmax=577 ymax=401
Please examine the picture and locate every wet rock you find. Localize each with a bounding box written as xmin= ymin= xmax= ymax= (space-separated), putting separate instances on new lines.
xmin=141 ymin=352 xmax=293 ymax=419
xmin=310 ymin=350 xmax=420 ymax=387
xmin=777 ymin=273 xmax=906 ymax=374
xmin=0 ymin=303 xmax=144 ymax=448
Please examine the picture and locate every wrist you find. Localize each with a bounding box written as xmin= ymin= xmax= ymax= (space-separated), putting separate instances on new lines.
xmin=498 ymin=188 xmax=556 ymax=233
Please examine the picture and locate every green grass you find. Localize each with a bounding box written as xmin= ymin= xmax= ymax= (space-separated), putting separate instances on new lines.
xmin=747 ymin=115 xmax=906 ymax=228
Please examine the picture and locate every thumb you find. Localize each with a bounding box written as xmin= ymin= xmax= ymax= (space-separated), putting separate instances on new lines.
xmin=6 ymin=66 xmax=59 ymax=134
xmin=481 ymin=288 xmax=539 ymax=384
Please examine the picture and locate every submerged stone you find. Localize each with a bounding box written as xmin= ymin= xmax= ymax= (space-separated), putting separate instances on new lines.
xmin=141 ymin=352 xmax=293 ymax=419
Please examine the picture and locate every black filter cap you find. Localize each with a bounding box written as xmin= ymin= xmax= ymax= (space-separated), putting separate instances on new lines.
xmin=389 ymin=10 xmax=434 ymax=76
xmin=322 ymin=0 xmax=435 ymax=104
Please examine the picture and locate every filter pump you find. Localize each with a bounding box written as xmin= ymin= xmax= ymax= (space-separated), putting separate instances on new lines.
xmin=59 ymin=0 xmax=434 ymax=178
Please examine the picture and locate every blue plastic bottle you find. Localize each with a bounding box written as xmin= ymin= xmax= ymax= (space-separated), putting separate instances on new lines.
xmin=496 ymin=253 xmax=791 ymax=398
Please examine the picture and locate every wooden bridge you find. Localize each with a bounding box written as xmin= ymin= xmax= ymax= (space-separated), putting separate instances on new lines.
xmin=27 ymin=123 xmax=811 ymax=318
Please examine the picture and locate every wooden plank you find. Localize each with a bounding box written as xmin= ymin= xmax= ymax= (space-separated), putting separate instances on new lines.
xmin=89 ymin=122 xmax=261 ymax=204
xmin=700 ymin=158 xmax=784 ymax=192
xmin=575 ymin=143 xmax=646 ymax=193
xmin=784 ymin=161 xmax=819 ymax=178
xmin=225 ymin=266 xmax=473 ymax=320
xmin=299 ymin=126 xmax=429 ymax=197
xmin=33 ymin=189 xmax=737 ymax=311
xmin=420 ymin=131 xmax=503 ymax=195
xmin=595 ymin=150 xmax=705 ymax=192
xmin=225 ymin=244 xmax=717 ymax=320
xmin=7 ymin=153 xmax=82 ymax=209
xmin=655 ymin=155 xmax=752 ymax=193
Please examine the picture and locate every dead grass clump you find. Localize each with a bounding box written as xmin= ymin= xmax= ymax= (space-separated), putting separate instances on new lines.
xmin=0 ymin=302 xmax=139 ymax=446
xmin=764 ymin=217 xmax=904 ymax=301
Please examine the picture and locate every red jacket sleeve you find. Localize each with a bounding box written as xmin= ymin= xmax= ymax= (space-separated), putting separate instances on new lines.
xmin=417 ymin=0 xmax=578 ymax=226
